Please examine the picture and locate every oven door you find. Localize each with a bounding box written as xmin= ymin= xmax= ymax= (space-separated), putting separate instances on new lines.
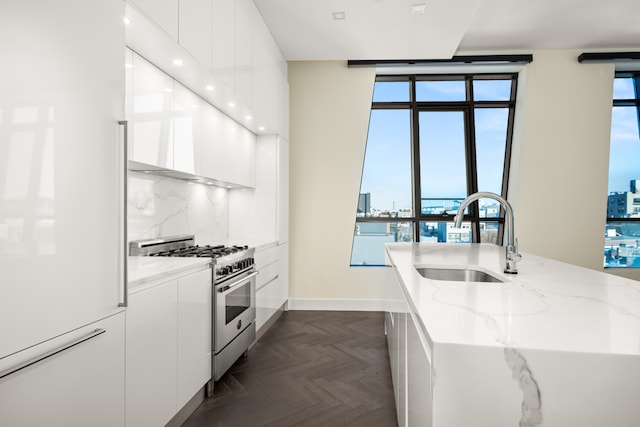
xmin=214 ymin=270 xmax=257 ymax=352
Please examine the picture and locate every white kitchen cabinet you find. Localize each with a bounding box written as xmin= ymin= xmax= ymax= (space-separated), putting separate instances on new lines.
xmin=235 ymin=0 xmax=254 ymax=108
xmin=178 ymin=0 xmax=213 ymax=69
xmin=130 ymin=52 xmax=175 ymax=168
xmin=254 ymin=245 xmax=288 ymax=333
xmin=126 ymin=267 xmax=212 ymax=427
xmin=129 ymin=0 xmax=179 ymax=40
xmin=173 ymin=81 xmax=202 ymax=174
xmin=387 ymin=267 xmax=408 ymax=427
xmin=386 ymin=266 xmax=433 ymax=427
xmin=200 ymin=102 xmax=256 ymax=188
xmin=228 ymin=134 xmax=286 ymax=242
xmin=127 ymin=279 xmax=178 ymax=427
xmin=1 ymin=0 xmax=126 ymax=367
xmin=277 ymin=137 xmax=289 ymax=243
xmin=0 ymin=312 xmax=125 ymax=427
xmin=406 ymin=312 xmax=433 ymax=427
xmin=177 ymin=268 xmax=212 ymax=409
xmin=212 ymin=0 xmax=236 ymax=92
xmin=251 ymin=9 xmax=289 ymax=138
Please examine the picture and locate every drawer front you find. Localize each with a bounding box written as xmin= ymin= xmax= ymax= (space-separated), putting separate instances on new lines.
xmin=254 ymin=245 xmax=279 ymax=270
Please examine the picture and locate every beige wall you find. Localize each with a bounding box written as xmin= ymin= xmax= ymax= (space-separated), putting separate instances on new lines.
xmin=509 ymin=50 xmax=615 ymax=269
xmin=288 ymin=61 xmax=385 ymax=304
xmin=288 ymin=52 xmax=640 ymax=306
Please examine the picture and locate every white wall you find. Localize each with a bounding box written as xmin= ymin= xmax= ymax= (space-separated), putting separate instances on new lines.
xmin=288 ymin=52 xmax=639 ymax=307
xmin=288 ymin=61 xmax=388 ymax=309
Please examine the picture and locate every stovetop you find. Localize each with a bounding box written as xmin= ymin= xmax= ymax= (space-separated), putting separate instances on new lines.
xmin=129 ymin=235 xmax=251 ymax=261
xmin=149 ymin=244 xmax=249 ymax=258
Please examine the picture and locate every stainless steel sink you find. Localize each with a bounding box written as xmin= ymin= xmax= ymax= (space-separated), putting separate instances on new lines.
xmin=416 ymin=267 xmax=505 ymax=283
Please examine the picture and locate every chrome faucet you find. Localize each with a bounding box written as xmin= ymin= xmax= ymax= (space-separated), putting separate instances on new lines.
xmin=453 ymin=191 xmax=522 ymax=274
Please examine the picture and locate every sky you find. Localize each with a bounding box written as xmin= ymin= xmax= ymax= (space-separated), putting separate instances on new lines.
xmin=608 ymin=77 xmax=640 ymax=193
xmin=359 ymin=76 xmax=640 ymax=210
xmin=359 ymin=79 xmax=509 ymax=212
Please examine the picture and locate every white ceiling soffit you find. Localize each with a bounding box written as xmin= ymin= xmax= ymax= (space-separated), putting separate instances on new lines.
xmin=254 ymin=0 xmax=482 ymax=61
xmin=458 ymin=0 xmax=640 ymax=51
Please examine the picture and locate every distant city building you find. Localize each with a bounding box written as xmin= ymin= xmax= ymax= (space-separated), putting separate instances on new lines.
xmin=358 ymin=193 xmax=371 ymax=215
xmin=608 ymin=179 xmax=640 ymax=218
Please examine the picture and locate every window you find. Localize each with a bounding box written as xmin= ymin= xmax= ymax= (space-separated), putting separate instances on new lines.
xmin=604 ymin=72 xmax=640 ymax=268
xmin=351 ymin=74 xmax=518 ymax=266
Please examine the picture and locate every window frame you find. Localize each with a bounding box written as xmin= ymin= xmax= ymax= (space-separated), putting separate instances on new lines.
xmin=352 ymin=73 xmax=518 ymax=265
xmin=604 ymin=71 xmax=640 ymax=268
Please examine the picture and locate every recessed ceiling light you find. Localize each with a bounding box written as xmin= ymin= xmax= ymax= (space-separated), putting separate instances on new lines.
xmin=332 ymin=11 xmax=346 ymax=20
xmin=411 ymin=3 xmax=426 ymax=14
xmin=123 ymin=16 xmax=132 ymax=25
xmin=206 ymin=85 xmax=214 ymax=91
xmin=258 ymin=126 xmax=265 ymax=131
xmin=163 ymin=88 xmax=173 ymax=93
xmin=245 ymin=116 xmax=252 ymax=121
xmin=228 ymin=102 xmax=235 ymax=108
xmin=173 ymin=59 xmax=183 ymax=66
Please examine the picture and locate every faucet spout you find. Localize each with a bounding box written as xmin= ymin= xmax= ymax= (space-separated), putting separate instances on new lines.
xmin=453 ymin=192 xmax=521 ymax=274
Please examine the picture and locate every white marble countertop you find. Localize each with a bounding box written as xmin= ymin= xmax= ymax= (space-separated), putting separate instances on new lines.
xmin=386 ymin=242 xmax=640 ymax=356
xmin=128 ymin=256 xmax=211 ymax=291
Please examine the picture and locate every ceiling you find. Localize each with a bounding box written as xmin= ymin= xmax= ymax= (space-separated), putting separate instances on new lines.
xmin=254 ymin=0 xmax=640 ymax=61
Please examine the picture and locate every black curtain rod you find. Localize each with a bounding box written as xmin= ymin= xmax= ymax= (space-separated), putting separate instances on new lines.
xmin=347 ymin=54 xmax=533 ymax=68
xmin=578 ymin=52 xmax=640 ymax=63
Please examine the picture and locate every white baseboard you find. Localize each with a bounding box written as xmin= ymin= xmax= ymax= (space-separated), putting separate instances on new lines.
xmin=287 ymin=298 xmax=385 ymax=312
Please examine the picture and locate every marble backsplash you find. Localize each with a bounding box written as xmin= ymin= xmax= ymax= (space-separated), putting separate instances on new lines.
xmin=128 ymin=171 xmax=229 ymax=245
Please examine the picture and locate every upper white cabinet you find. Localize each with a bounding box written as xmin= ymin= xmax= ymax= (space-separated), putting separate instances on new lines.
xmin=130 ymin=53 xmax=175 ymax=169
xmin=128 ymin=51 xmax=256 ymax=187
xmin=235 ymin=0 xmax=254 ymax=107
xmin=252 ymin=9 xmax=290 ymax=140
xmin=173 ymin=81 xmax=202 ymax=174
xmin=178 ymin=0 xmax=213 ymax=69
xmin=212 ymin=0 xmax=236 ymax=93
xmin=126 ymin=0 xmax=289 ymax=137
xmin=129 ymin=0 xmax=179 ymax=40
xmin=200 ymin=101 xmax=256 ymax=188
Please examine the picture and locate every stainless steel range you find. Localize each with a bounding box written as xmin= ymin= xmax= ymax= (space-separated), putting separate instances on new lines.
xmin=129 ymin=235 xmax=256 ymax=392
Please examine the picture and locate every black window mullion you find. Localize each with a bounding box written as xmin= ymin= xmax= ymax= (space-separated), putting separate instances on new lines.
xmin=410 ymin=76 xmax=422 ymax=242
xmin=465 ymin=76 xmax=481 ymax=242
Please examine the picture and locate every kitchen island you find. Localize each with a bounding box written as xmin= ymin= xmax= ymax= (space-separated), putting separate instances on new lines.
xmin=385 ymin=242 xmax=640 ymax=427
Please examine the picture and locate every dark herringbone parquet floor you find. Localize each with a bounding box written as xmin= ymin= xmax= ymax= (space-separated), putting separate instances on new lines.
xmin=182 ymin=311 xmax=398 ymax=427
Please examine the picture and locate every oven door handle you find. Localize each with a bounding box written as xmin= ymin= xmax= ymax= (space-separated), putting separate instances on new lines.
xmin=217 ymin=271 xmax=258 ymax=293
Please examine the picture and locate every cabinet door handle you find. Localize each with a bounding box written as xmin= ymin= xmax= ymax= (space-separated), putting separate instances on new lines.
xmin=256 ymin=274 xmax=279 ymax=292
xmin=0 ymin=329 xmax=106 ymax=380
xmin=119 ymin=120 xmax=128 ymax=308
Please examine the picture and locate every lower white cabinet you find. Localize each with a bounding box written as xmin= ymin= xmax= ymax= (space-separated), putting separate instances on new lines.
xmin=255 ymin=244 xmax=288 ymax=333
xmin=386 ymin=267 xmax=433 ymax=427
xmin=126 ymin=267 xmax=211 ymax=426
xmin=177 ymin=268 xmax=212 ymax=409
xmin=406 ymin=312 xmax=432 ymax=427
xmin=0 ymin=312 xmax=126 ymax=427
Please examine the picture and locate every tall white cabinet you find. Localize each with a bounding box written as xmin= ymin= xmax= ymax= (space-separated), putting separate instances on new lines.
xmin=0 ymin=0 xmax=127 ymax=425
